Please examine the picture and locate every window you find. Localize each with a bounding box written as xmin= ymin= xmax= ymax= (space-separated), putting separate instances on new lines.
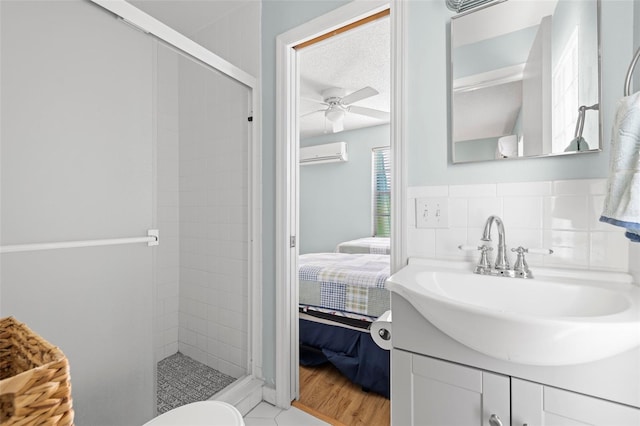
xmin=552 ymin=27 xmax=579 ymax=153
xmin=372 ymin=147 xmax=391 ymax=237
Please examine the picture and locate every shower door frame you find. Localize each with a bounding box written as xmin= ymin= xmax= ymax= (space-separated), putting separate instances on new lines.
xmin=89 ymin=0 xmax=263 ymax=398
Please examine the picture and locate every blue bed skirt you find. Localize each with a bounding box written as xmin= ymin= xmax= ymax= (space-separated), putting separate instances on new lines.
xmin=299 ymin=318 xmax=390 ymax=398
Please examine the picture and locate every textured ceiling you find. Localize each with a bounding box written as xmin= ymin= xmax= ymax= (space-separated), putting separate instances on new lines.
xmin=298 ymin=16 xmax=391 ymax=139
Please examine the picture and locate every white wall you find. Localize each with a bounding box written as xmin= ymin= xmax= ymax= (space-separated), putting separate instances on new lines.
xmin=1 ymin=1 xmax=155 ymax=424
xmin=190 ymin=1 xmax=261 ymax=78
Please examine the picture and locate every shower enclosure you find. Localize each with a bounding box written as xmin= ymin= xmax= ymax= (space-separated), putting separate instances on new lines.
xmin=0 ymin=1 xmax=259 ymax=424
xmin=154 ymin=42 xmax=252 ymax=412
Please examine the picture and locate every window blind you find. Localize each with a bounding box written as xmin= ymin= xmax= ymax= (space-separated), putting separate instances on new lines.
xmin=372 ymin=147 xmax=391 ymax=237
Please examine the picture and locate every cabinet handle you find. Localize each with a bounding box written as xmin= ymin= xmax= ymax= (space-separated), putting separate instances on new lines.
xmin=489 ymin=414 xmax=503 ymax=426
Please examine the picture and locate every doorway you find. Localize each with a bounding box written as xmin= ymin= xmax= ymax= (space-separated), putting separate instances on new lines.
xmin=274 ymin=0 xmax=407 ymax=415
xmin=295 ymin=9 xmax=391 ymax=424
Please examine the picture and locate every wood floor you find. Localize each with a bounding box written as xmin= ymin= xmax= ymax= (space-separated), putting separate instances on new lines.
xmin=296 ymin=363 xmax=390 ymax=426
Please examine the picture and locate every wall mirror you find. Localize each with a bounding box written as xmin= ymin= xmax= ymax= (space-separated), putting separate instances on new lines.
xmin=451 ymin=0 xmax=601 ymax=163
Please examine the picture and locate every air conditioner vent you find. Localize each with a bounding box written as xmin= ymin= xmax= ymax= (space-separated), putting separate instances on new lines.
xmin=300 ymin=142 xmax=348 ymax=165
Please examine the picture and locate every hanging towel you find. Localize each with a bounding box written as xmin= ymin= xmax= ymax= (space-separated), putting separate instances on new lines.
xmin=600 ymin=91 xmax=640 ymax=242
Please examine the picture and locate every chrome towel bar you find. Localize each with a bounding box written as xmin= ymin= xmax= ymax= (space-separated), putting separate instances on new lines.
xmin=624 ymin=46 xmax=640 ymax=96
xmin=0 ymin=229 xmax=159 ymax=253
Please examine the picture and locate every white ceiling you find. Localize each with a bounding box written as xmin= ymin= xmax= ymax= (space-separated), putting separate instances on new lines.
xmin=127 ymin=0 xmax=244 ymax=36
xmin=298 ymin=16 xmax=391 ymax=139
xmin=453 ymin=80 xmax=523 ymax=142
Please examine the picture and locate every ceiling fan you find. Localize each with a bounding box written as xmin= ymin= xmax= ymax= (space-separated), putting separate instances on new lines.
xmin=302 ymin=86 xmax=390 ymax=133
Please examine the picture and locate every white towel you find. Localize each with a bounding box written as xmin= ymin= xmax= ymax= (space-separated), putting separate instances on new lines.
xmin=600 ymin=91 xmax=640 ymax=242
xmin=495 ymin=135 xmax=518 ymax=159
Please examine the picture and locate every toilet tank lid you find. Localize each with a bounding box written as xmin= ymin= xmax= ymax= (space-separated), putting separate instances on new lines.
xmin=143 ymin=401 xmax=244 ymax=426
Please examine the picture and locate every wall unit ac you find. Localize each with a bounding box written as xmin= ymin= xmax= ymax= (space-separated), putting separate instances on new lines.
xmin=300 ymin=141 xmax=348 ymax=165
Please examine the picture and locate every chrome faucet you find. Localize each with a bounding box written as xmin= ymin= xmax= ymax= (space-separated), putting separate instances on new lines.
xmin=460 ymin=215 xmax=553 ymax=278
xmin=481 ymin=215 xmax=509 ymax=271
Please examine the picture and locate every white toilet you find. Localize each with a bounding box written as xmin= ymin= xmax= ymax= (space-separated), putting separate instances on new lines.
xmin=143 ymin=401 xmax=245 ymax=426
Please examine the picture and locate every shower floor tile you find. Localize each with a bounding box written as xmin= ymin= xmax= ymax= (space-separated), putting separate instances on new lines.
xmin=157 ymin=352 xmax=236 ymax=414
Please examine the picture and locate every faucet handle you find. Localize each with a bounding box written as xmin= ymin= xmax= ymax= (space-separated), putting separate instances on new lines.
xmin=477 ymin=244 xmax=493 ymax=268
xmin=525 ymin=247 xmax=554 ymax=255
xmin=458 ymin=244 xmax=485 ymax=251
xmin=511 ymin=247 xmax=530 ymax=276
xmin=458 ymin=244 xmax=493 ymax=271
xmin=510 ymin=246 xmax=552 ymax=278
xmin=511 ymin=247 xmax=553 ymax=256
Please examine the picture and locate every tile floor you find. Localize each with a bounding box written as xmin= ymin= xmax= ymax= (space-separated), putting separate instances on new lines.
xmin=244 ymin=402 xmax=329 ymax=426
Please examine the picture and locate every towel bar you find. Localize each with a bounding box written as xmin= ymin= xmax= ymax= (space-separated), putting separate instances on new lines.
xmin=624 ymin=46 xmax=640 ymax=96
xmin=0 ymin=229 xmax=159 ymax=253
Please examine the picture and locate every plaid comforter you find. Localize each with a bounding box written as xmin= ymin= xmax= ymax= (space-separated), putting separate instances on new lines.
xmin=299 ymin=253 xmax=390 ymax=319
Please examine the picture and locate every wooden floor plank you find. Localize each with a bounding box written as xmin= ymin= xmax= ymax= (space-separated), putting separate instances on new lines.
xmin=298 ymin=363 xmax=390 ymax=426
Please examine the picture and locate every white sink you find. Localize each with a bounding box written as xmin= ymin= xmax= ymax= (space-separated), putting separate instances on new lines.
xmin=386 ymin=258 xmax=640 ymax=366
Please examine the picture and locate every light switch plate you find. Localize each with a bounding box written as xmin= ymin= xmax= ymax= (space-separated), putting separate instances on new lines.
xmin=416 ymin=197 xmax=449 ymax=228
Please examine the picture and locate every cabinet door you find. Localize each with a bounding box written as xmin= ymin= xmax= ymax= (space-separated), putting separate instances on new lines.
xmin=512 ymin=378 xmax=640 ymax=426
xmin=392 ymin=349 xmax=510 ymax=426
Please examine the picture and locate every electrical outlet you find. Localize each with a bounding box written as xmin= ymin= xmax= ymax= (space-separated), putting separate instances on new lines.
xmin=416 ymin=197 xmax=449 ymax=228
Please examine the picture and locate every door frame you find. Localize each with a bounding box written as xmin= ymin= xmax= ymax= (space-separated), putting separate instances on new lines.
xmin=274 ymin=0 xmax=407 ymax=408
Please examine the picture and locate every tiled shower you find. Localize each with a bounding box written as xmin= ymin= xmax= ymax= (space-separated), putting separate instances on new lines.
xmin=152 ymin=1 xmax=260 ymax=393
xmin=154 ymin=42 xmax=250 ymax=382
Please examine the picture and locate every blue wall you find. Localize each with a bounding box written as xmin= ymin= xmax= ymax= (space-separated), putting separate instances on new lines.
xmin=261 ymin=0 xmax=637 ymax=387
xmin=407 ymin=0 xmax=635 ymax=186
xmin=261 ymin=0 xmax=350 ymax=387
xmin=300 ymin=125 xmax=390 ymax=254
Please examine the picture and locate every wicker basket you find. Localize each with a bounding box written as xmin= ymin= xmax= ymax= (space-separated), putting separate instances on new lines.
xmin=0 ymin=317 xmax=74 ymax=426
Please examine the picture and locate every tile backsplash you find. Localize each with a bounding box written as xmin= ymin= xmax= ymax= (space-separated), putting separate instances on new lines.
xmin=407 ymin=179 xmax=631 ymax=272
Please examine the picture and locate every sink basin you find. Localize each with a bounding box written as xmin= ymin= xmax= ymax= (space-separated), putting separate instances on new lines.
xmin=386 ymin=258 xmax=640 ymax=366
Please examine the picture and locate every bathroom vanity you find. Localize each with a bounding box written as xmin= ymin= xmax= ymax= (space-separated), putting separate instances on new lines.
xmin=388 ymin=259 xmax=640 ymax=426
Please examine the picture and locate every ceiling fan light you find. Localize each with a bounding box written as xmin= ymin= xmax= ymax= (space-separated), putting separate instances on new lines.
xmin=325 ymin=108 xmax=345 ymax=123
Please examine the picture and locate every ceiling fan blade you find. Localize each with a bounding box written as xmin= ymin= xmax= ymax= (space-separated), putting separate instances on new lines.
xmin=349 ymin=105 xmax=390 ymax=121
xmin=301 ymin=97 xmax=328 ymax=106
xmin=341 ymin=86 xmax=379 ymax=105
xmin=332 ymin=120 xmax=344 ymax=133
xmin=300 ymin=109 xmax=325 ymax=117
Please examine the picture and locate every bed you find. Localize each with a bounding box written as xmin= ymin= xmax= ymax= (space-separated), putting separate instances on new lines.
xmin=335 ymin=236 xmax=391 ymax=255
xmin=298 ymin=252 xmax=391 ymax=398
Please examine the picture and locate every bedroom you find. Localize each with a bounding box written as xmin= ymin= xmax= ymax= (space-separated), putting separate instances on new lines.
xmin=295 ymin=11 xmax=392 ymax=425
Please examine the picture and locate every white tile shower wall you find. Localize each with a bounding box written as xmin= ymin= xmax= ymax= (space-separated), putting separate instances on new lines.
xmin=177 ymin=55 xmax=249 ymax=379
xmin=155 ymin=45 xmax=181 ymax=362
xmin=407 ymin=179 xmax=630 ymax=272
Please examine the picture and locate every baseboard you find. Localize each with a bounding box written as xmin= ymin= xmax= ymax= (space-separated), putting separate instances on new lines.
xmin=262 ymin=385 xmax=277 ymax=405
xmin=212 ymin=375 xmax=264 ymax=416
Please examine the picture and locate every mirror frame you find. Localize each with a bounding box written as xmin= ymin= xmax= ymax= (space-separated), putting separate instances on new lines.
xmin=449 ymin=0 xmax=602 ymax=164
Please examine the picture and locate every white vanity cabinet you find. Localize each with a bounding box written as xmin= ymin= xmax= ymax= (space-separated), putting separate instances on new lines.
xmin=511 ymin=378 xmax=640 ymax=426
xmin=392 ymin=350 xmax=510 ymax=425
xmin=392 ymin=349 xmax=640 ymax=426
